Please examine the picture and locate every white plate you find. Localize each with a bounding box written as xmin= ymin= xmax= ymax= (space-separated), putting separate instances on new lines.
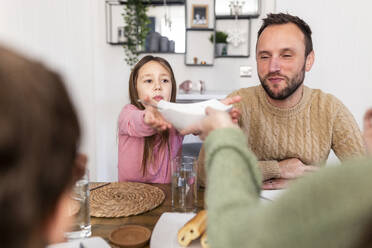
xmin=150 ymin=212 xmax=202 ymax=248
xmin=47 ymin=237 xmax=110 ymax=248
xmin=158 ymin=99 xmax=232 ymax=130
xmin=151 ymin=191 xmax=284 ymax=248
xmin=260 ymin=189 xmax=285 ymax=201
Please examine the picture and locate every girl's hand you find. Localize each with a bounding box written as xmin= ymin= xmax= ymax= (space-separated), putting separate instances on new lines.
xmin=142 ymin=97 xmax=172 ymax=132
xmin=181 ymin=107 xmax=238 ymax=140
xmin=363 ymin=108 xmax=372 ymax=154
xmin=220 ymin=95 xmax=241 ymax=124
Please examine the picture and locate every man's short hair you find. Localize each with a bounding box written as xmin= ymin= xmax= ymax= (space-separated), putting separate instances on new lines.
xmin=257 ymin=13 xmax=313 ymax=57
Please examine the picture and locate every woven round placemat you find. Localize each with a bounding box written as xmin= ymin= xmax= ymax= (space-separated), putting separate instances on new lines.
xmin=89 ymin=182 xmax=108 ymax=191
xmin=90 ymin=182 xmax=165 ymax=217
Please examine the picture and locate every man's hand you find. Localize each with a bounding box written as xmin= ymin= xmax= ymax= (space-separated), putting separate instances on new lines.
xmin=363 ymin=108 xmax=372 ymax=154
xmin=220 ymin=95 xmax=241 ymax=124
xmin=279 ymin=158 xmax=319 ymax=179
xmin=142 ymin=97 xmax=172 ymax=132
xmin=262 ymin=178 xmax=291 ymax=190
xmin=180 ymin=107 xmax=238 ymax=140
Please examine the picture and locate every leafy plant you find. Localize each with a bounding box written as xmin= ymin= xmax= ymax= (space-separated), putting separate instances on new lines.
xmin=209 ymin=31 xmax=228 ymax=44
xmin=122 ymin=0 xmax=151 ymax=67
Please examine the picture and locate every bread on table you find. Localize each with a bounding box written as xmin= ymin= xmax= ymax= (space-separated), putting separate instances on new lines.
xmin=177 ymin=210 xmax=207 ymax=247
xmin=201 ymin=232 xmax=210 ymax=248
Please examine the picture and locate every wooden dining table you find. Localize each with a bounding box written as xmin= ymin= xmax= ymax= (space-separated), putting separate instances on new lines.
xmin=91 ymin=183 xmax=205 ymax=248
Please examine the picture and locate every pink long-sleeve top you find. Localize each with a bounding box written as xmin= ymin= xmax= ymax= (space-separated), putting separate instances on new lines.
xmin=118 ymin=104 xmax=184 ymax=183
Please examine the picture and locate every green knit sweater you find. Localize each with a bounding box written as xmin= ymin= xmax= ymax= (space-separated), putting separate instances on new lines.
xmin=199 ymin=85 xmax=365 ymax=184
xmin=205 ymin=128 xmax=372 ymax=248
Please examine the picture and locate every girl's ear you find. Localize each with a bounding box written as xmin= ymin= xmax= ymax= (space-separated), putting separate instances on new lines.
xmin=43 ymin=192 xmax=73 ymax=244
xmin=305 ymin=51 xmax=315 ymax=72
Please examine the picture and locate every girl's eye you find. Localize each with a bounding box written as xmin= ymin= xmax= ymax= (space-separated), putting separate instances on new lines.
xmin=144 ymin=79 xmax=152 ymax=83
xmin=162 ymin=79 xmax=170 ymax=83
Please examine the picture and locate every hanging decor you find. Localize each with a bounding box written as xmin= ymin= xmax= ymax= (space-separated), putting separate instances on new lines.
xmin=227 ymin=0 xmax=246 ymax=48
xmin=163 ymin=0 xmax=172 ymax=31
xmin=122 ymin=0 xmax=151 ymax=67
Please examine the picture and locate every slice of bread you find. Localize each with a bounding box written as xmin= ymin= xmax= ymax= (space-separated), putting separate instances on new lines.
xmin=201 ymin=232 xmax=210 ymax=248
xmin=177 ymin=210 xmax=207 ymax=247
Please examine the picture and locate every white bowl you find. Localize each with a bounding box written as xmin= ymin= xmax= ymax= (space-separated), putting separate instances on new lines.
xmin=158 ymin=99 xmax=232 ymax=130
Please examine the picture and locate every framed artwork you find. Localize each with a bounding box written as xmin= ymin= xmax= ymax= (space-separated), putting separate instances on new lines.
xmin=191 ymin=4 xmax=208 ymax=28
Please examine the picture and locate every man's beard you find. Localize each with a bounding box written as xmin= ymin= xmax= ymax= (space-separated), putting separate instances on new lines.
xmin=259 ymin=65 xmax=306 ymax=100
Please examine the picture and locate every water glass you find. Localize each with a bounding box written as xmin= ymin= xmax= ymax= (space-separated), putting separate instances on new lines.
xmin=64 ymin=170 xmax=91 ymax=240
xmin=171 ymin=156 xmax=198 ymax=212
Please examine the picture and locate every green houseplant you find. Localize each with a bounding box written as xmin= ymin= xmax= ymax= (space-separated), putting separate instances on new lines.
xmin=122 ymin=0 xmax=151 ymax=67
xmin=209 ymin=31 xmax=229 ymax=56
xmin=209 ymin=31 xmax=228 ymax=44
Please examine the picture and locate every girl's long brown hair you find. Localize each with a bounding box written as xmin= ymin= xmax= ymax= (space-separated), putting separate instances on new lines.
xmin=128 ymin=56 xmax=177 ymax=176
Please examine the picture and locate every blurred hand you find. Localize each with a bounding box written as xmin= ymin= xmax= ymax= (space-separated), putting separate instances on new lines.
xmin=74 ymin=153 xmax=88 ymax=182
xmin=262 ymin=178 xmax=292 ymax=190
xmin=220 ymin=95 xmax=242 ymax=124
xmin=142 ymin=96 xmax=172 ymax=132
xmin=180 ymin=107 xmax=238 ymax=140
xmin=279 ymin=158 xmax=319 ymax=179
xmin=363 ymin=108 xmax=372 ymax=154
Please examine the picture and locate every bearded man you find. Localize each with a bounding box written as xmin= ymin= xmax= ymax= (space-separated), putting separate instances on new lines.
xmin=197 ymin=13 xmax=365 ymax=189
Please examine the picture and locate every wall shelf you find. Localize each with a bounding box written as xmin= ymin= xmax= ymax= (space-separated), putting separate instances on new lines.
xmin=215 ymin=55 xmax=249 ymax=58
xmin=214 ymin=18 xmax=251 ymax=58
xmin=106 ymin=0 xmax=185 ymax=53
xmin=116 ymin=0 xmax=185 ymax=5
xmin=140 ymin=52 xmax=185 ymax=54
xmin=106 ymin=0 xmax=258 ymax=66
xmin=186 ymin=28 xmax=214 ymax=31
xmin=184 ymin=64 xmax=213 ymax=67
xmin=215 ymin=0 xmax=260 ymax=18
xmin=215 ymin=15 xmax=258 ymax=20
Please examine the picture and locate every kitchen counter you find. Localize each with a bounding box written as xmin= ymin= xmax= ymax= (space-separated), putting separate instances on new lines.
xmin=176 ymin=90 xmax=230 ymax=103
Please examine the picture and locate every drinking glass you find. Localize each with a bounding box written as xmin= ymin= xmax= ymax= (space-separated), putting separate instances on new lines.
xmin=171 ymin=156 xmax=198 ymax=212
xmin=64 ymin=169 xmax=91 ymax=240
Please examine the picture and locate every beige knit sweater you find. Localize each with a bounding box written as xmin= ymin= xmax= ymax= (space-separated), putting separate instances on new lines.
xmin=198 ymin=85 xmax=366 ymax=184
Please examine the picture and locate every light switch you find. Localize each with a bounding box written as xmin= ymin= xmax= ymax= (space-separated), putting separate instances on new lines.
xmin=240 ymin=66 xmax=252 ymax=77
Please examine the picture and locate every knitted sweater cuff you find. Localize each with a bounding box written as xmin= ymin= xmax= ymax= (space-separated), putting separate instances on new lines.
xmin=258 ymin=160 xmax=281 ymax=181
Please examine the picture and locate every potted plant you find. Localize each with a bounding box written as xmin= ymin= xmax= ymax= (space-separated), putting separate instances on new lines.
xmin=122 ymin=0 xmax=151 ymax=67
xmin=209 ymin=31 xmax=228 ymax=56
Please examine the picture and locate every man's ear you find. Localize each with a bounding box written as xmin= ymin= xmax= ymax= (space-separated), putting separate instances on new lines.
xmin=305 ymin=51 xmax=315 ymax=72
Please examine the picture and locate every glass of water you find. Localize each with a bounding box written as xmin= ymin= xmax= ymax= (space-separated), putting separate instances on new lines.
xmin=171 ymin=156 xmax=198 ymax=212
xmin=64 ymin=169 xmax=91 ymax=240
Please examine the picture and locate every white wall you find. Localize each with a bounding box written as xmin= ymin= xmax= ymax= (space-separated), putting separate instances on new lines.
xmin=0 ymin=0 xmax=98 ymax=179
xmin=0 ymin=0 xmax=275 ymax=181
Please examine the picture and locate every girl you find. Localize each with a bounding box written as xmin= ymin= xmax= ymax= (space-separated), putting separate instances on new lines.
xmin=117 ymin=55 xmax=183 ymax=183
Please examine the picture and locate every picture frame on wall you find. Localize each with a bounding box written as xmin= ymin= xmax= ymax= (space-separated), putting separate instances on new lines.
xmin=191 ymin=4 xmax=208 ymax=28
